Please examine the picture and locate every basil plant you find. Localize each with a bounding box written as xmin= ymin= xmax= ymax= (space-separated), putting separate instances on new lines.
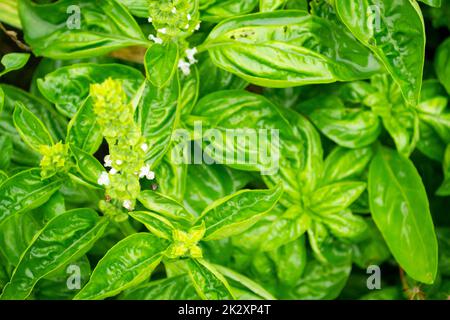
xmin=0 ymin=0 xmax=449 ymax=300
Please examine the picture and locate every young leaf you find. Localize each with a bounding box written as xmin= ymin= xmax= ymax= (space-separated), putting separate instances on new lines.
xmin=199 ymin=185 xmax=283 ymax=241
xmin=138 ymin=191 xmax=195 ymax=223
xmin=0 ymin=168 xmax=63 ymax=225
xmin=144 ymin=42 xmax=179 ymax=88
xmin=0 ymin=209 xmax=108 ymax=300
xmin=0 ymin=53 xmax=30 ymax=77
xmin=129 ymin=211 xmax=175 ymax=240
xmin=74 ymin=233 xmax=169 ymax=300
xmin=13 ymin=102 xmax=54 ymax=152
xmin=368 ymin=146 xmax=438 ymax=284
xmin=69 ymin=144 xmax=105 ymax=187
xmin=310 ymin=181 xmax=367 ymax=216
xmin=186 ymin=258 xmax=234 ymax=300
xmin=137 ymin=78 xmax=180 ymax=167
xmin=66 ymin=98 xmax=102 ymax=154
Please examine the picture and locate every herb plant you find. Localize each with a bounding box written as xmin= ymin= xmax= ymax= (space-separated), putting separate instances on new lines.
xmin=0 ymin=0 xmax=449 ymax=300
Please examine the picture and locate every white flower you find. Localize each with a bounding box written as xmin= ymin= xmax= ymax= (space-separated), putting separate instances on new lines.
xmin=171 ymin=7 xmax=177 ymax=14
xmin=148 ymin=17 xmax=153 ymax=23
xmin=139 ymin=164 xmax=155 ymax=180
xmin=185 ymin=23 xmax=190 ymax=29
xmin=123 ymin=200 xmax=133 ymax=210
xmin=104 ymin=155 xmax=112 ymax=167
xmin=110 ymin=168 xmax=118 ymax=175
xmin=97 ymin=172 xmax=110 ymax=186
xmin=195 ymin=22 xmax=201 ymax=30
xmin=185 ymin=47 xmax=198 ymax=64
xmin=116 ymin=160 xmax=123 ymax=165
xmin=187 ymin=14 xmax=191 ymax=21
xmin=141 ymin=143 xmax=149 ymax=152
xmin=148 ymin=34 xmax=163 ymax=44
xmin=158 ymin=28 xmax=167 ymax=34
xmin=178 ymin=59 xmax=191 ymax=76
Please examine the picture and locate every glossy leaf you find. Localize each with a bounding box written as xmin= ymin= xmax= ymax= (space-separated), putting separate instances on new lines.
xmin=200 ymin=0 xmax=259 ymax=22
xmin=69 ymin=145 xmax=104 ymax=187
xmin=144 ymin=42 xmax=179 ymax=88
xmin=13 ymin=102 xmax=53 ymax=152
xmin=335 ymin=0 xmax=425 ymax=105
xmin=137 ymin=78 xmax=180 ymax=166
xmin=203 ymin=11 xmax=382 ymax=87
xmin=129 ymin=211 xmax=175 ymax=239
xmin=37 ymin=63 xmax=144 ymax=117
xmin=368 ymin=146 xmax=438 ymax=284
xmin=66 ymin=98 xmax=102 ymax=154
xmin=186 ymin=258 xmax=234 ymax=300
xmin=74 ymin=233 xmax=169 ymax=300
xmin=0 ymin=209 xmax=108 ymax=300
xmin=436 ymin=38 xmax=450 ymax=95
xmin=19 ymin=0 xmax=148 ymax=59
xmin=0 ymin=169 xmax=63 ymax=226
xmin=138 ymin=190 xmax=195 ymax=223
xmin=199 ymin=185 xmax=283 ymax=241
xmin=0 ymin=53 xmax=30 ymax=77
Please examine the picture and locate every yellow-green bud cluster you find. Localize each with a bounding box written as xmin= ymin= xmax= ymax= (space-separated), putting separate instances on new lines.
xmin=165 ymin=223 xmax=205 ymax=259
xmin=39 ymin=142 xmax=70 ymax=179
xmin=90 ymin=78 xmax=155 ymax=213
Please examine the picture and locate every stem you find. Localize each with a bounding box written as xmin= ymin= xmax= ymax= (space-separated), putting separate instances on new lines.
xmin=117 ymin=218 xmax=137 ymax=237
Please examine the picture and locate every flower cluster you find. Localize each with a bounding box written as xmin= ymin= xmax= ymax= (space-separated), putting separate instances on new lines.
xmin=165 ymin=223 xmax=205 ymax=259
xmin=147 ymin=0 xmax=200 ymax=76
xmin=147 ymin=0 xmax=200 ymax=43
xmin=90 ymin=78 xmax=155 ymax=214
xmin=39 ymin=142 xmax=70 ymax=179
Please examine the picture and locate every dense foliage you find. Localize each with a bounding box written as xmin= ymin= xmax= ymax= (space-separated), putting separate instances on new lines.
xmin=0 ymin=0 xmax=449 ymax=300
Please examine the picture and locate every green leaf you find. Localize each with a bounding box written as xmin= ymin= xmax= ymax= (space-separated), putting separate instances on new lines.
xmin=19 ymin=0 xmax=148 ymax=59
xmin=74 ymin=233 xmax=169 ymax=300
xmin=418 ymin=0 xmax=441 ymax=7
xmin=260 ymin=0 xmax=287 ymax=12
xmin=298 ymin=95 xmax=381 ymax=148
xmin=322 ymin=146 xmax=374 ymax=184
xmin=202 ymin=11 xmax=382 ymax=87
xmin=37 ymin=63 xmax=144 ymax=117
xmin=144 ymin=42 xmax=179 ymax=88
xmin=183 ymin=163 xmax=252 ymax=215
xmin=138 ymin=190 xmax=195 ymax=223
xmin=368 ymin=146 xmax=438 ymax=284
xmin=200 ymin=0 xmax=259 ymax=22
xmin=197 ymin=53 xmax=247 ymax=98
xmin=66 ymin=98 xmax=102 ymax=154
xmin=437 ymin=145 xmax=450 ymax=196
xmin=13 ymin=102 xmax=53 ymax=152
xmin=0 ymin=135 xmax=13 ymax=170
xmin=285 ymin=241 xmax=352 ymax=299
xmin=199 ymin=185 xmax=283 ymax=241
xmin=186 ymin=258 xmax=234 ymax=300
xmin=436 ymin=38 xmax=450 ymax=95
xmin=129 ymin=211 xmax=175 ymax=239
xmin=319 ymin=209 xmax=368 ymax=242
xmin=0 ymin=209 xmax=108 ymax=300
xmin=137 ymin=78 xmax=180 ymax=166
xmin=119 ymin=274 xmax=200 ymax=299
xmin=69 ymin=144 xmax=104 ymax=187
xmin=213 ymin=264 xmax=276 ymax=299
xmin=335 ymin=0 xmax=425 ymax=106
xmin=0 ymin=168 xmax=63 ymax=226
xmin=0 ymin=53 xmax=30 ymax=77
xmin=310 ymin=181 xmax=366 ymax=216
